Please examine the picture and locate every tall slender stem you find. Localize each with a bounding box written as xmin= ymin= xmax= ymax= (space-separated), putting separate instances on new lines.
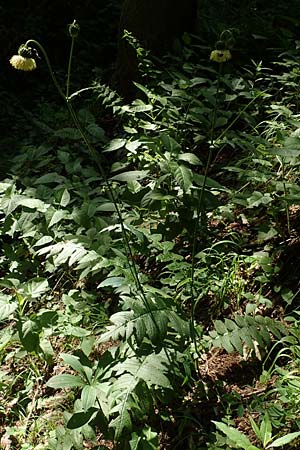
xmin=189 ymin=65 xmax=222 ymax=365
xmin=66 ymin=36 xmax=75 ymax=98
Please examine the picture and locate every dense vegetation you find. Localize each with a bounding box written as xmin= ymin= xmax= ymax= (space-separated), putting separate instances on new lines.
xmin=1 ymin=2 xmax=300 ymax=449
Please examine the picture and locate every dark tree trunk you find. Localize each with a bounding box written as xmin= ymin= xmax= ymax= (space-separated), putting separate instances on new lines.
xmin=115 ymin=0 xmax=197 ymax=98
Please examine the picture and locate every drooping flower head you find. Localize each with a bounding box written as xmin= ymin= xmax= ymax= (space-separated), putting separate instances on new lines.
xmin=210 ymin=29 xmax=234 ymax=64
xmin=10 ymin=44 xmax=37 ymax=71
xmin=210 ymin=49 xmax=232 ymax=63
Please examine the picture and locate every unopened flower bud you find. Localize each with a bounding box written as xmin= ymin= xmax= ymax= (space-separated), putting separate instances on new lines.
xmin=215 ymin=40 xmax=226 ymax=50
xmin=68 ymin=20 xmax=80 ymax=38
xmin=18 ymin=44 xmax=34 ymax=58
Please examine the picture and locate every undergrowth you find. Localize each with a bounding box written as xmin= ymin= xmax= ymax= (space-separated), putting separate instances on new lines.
xmin=1 ymin=21 xmax=300 ymax=450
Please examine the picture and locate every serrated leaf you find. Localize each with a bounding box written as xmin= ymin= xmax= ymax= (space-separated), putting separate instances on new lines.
xmin=230 ymin=329 xmax=243 ymax=354
xmin=54 ymin=127 xmax=82 ymax=140
xmin=86 ymin=123 xmax=105 ymax=141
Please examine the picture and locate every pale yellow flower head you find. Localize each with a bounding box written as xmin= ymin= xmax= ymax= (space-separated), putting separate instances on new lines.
xmin=10 ymin=54 xmax=37 ymax=71
xmin=210 ymin=49 xmax=232 ymax=63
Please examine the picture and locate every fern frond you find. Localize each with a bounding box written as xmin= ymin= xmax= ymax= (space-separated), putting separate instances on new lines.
xmin=107 ymin=350 xmax=171 ymax=439
xmin=99 ymin=296 xmax=190 ymax=345
xmin=206 ymin=314 xmax=288 ymax=356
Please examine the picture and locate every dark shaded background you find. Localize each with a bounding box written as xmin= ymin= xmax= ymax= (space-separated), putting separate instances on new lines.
xmin=1 ymin=0 xmax=300 ymax=173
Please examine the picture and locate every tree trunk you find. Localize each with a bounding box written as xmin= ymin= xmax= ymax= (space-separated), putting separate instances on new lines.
xmin=115 ymin=0 xmax=197 ymax=98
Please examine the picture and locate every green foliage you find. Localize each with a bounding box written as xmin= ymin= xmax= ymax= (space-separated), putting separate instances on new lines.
xmin=3 ymin=13 xmax=300 ymax=450
xmin=206 ymin=315 xmax=288 ymax=357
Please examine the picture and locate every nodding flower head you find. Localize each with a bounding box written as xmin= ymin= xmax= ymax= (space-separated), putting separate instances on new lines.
xmin=209 ymin=49 xmax=232 ymax=63
xmin=68 ymin=20 xmax=80 ymax=38
xmin=10 ymin=45 xmax=37 ymax=71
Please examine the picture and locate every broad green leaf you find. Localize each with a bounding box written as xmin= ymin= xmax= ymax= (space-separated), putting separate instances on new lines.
xmin=260 ymin=414 xmax=272 ymax=447
xmin=220 ymin=334 xmax=235 ymax=353
xmin=161 ymin=133 xmax=181 ymax=153
xmin=1 ymin=192 xmax=24 ymax=215
xmin=61 ymin=353 xmax=91 ymax=380
xmin=18 ymin=198 xmax=48 ymax=212
xmin=34 ymin=235 xmax=53 ymax=247
xmin=86 ymin=123 xmax=105 ymax=141
xmin=34 ymin=172 xmax=67 ymax=184
xmin=110 ymin=170 xmax=149 ymax=182
xmin=54 ymin=127 xmax=82 ymax=140
xmin=104 ymin=138 xmax=126 ymax=152
xmin=98 ymin=277 xmax=126 ymax=288
xmin=230 ymin=330 xmax=243 ymax=355
xmin=18 ymin=320 xmax=40 ymax=353
xmin=60 ymin=189 xmax=71 ymax=207
xmin=0 ymin=295 xmax=17 ymax=320
xmin=178 ymin=152 xmax=202 ymax=165
xmin=125 ymin=139 xmax=142 ymax=153
xmin=81 ymin=385 xmax=97 ymax=411
xmin=214 ymin=320 xmax=228 ymax=335
xmin=110 ymin=408 xmax=132 ymax=439
xmin=46 ymin=374 xmax=86 ymax=389
xmin=175 ymin=165 xmax=193 ymax=191
xmin=128 ymin=103 xmax=153 ymax=113
xmin=20 ymin=278 xmax=49 ymax=298
xmin=267 ymin=431 xmax=300 ymax=448
xmin=48 ymin=209 xmax=68 ymax=228
xmin=193 ymin=173 xmax=226 ymax=190
xmin=67 ymin=408 xmax=97 ymax=429
xmin=213 ymin=421 xmax=253 ymax=449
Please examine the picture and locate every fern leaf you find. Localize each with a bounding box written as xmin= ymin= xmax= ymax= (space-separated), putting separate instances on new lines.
xmin=207 ymin=314 xmax=288 ymax=356
xmin=99 ymin=297 xmax=190 ymax=345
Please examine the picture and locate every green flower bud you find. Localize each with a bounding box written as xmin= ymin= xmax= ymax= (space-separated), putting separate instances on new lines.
xmin=18 ymin=44 xmax=34 ymax=58
xmin=68 ymin=20 xmax=80 ymax=38
xmin=215 ymin=40 xmax=226 ymax=50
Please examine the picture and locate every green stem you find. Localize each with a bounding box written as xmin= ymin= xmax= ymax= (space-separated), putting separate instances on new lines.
xmin=189 ymin=65 xmax=223 ymax=365
xmin=281 ymin=158 xmax=291 ymax=236
xmin=25 ymin=39 xmax=65 ymax=101
xmin=66 ymin=36 xmax=75 ymax=98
